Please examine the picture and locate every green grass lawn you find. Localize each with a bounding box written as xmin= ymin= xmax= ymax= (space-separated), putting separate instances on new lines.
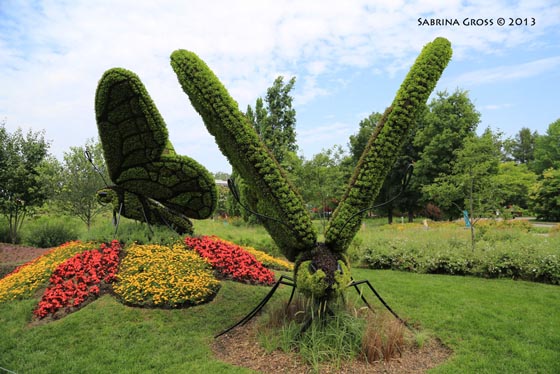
xmin=1 ymin=268 xmax=558 ymax=373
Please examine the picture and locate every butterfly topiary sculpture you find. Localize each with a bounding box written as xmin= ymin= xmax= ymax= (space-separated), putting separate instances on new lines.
xmin=95 ymin=69 xmax=218 ymax=235
xmin=95 ymin=37 xmax=452 ymax=334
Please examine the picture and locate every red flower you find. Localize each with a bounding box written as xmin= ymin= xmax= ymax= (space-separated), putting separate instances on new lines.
xmin=184 ymin=236 xmax=275 ymax=286
xmin=33 ymin=241 xmax=122 ymax=319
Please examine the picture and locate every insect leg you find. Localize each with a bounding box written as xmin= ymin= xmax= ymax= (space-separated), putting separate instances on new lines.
xmin=349 ymin=278 xmax=411 ymax=330
xmin=215 ymin=275 xmax=295 ymax=338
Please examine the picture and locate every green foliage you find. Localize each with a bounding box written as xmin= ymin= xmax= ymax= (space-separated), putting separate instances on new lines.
xmin=326 ymin=37 xmax=453 ymax=252
xmin=357 ymin=222 xmax=560 ymax=284
xmin=171 ymin=49 xmax=316 ymax=261
xmin=58 ymin=138 xmax=109 ymax=230
xmin=23 ymin=216 xmax=79 ymax=248
xmin=424 ymin=128 xmax=503 ymax=225
xmin=348 ymin=112 xmax=383 ymax=164
xmin=247 ymin=76 xmax=298 ymax=164
xmin=413 ymin=89 xmax=480 ymax=189
xmin=493 ymin=161 xmax=537 ymax=210
xmin=532 ymin=118 xmax=560 ymax=174
xmin=530 ymin=168 xmax=560 ymax=221
xmin=82 ymin=217 xmax=182 ymax=246
xmin=94 ymin=67 xmax=217 ymax=233
xmin=0 ymin=122 xmax=51 ymax=243
xmin=503 ymin=127 xmax=537 ymax=164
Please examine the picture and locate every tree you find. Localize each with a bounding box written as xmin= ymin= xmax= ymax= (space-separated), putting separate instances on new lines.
xmin=247 ymin=76 xmax=297 ymax=165
xmin=503 ymin=127 xmax=537 ymax=164
xmin=413 ymin=89 xmax=480 ymax=217
xmin=348 ymin=112 xmax=383 ymax=164
xmin=424 ymin=128 xmax=502 ymax=249
xmin=529 ymin=168 xmax=560 ymax=221
xmin=532 ymin=119 xmax=560 ymax=174
xmin=58 ymin=139 xmax=109 ymax=230
xmin=0 ymin=122 xmax=50 ymax=243
xmin=296 ymin=146 xmax=348 ymax=232
xmin=492 ymin=161 xmax=537 ymax=211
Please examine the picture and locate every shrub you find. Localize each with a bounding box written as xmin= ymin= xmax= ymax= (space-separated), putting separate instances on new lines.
xmin=82 ymin=219 xmax=181 ymax=246
xmin=24 ymin=219 xmax=79 ymax=248
xmin=359 ymin=225 xmax=560 ymax=285
xmin=113 ymin=243 xmax=220 ymax=308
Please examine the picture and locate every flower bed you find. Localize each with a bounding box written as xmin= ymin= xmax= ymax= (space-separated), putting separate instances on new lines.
xmin=34 ymin=241 xmax=121 ymax=319
xmin=184 ymin=236 xmax=276 ymax=285
xmin=213 ymin=238 xmax=293 ymax=271
xmin=0 ymin=241 xmax=99 ymax=303
xmin=113 ymin=243 xmax=220 ymax=308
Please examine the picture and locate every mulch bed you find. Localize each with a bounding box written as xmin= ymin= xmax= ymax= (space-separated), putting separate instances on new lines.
xmin=213 ymin=318 xmax=452 ymax=373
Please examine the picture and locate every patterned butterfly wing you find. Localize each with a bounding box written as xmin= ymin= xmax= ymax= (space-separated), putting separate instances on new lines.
xmin=170 ymin=50 xmax=317 ymax=261
xmin=95 ymin=68 xmax=217 ymax=220
xmin=325 ymin=37 xmax=453 ymax=253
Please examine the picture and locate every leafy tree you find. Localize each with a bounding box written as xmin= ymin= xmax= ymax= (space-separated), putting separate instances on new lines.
xmin=530 ymin=168 xmax=560 ymax=221
xmin=235 ymin=76 xmax=300 ymax=223
xmin=58 ymin=139 xmax=109 ymax=230
xmin=348 ymin=112 xmax=383 ymax=164
xmin=492 ymin=162 xmax=537 ymax=211
xmin=532 ymin=119 xmax=560 ymax=174
xmin=0 ymin=122 xmax=50 ymax=243
xmin=246 ymin=76 xmax=297 ymax=165
xmin=424 ymin=128 xmax=502 ymax=249
xmin=296 ymin=146 xmax=348 ymax=231
xmin=503 ymin=127 xmax=537 ymax=164
xmin=413 ymin=89 xmax=480 ymax=215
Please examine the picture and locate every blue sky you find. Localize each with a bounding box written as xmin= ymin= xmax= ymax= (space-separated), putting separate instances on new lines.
xmin=1 ymin=0 xmax=559 ymax=173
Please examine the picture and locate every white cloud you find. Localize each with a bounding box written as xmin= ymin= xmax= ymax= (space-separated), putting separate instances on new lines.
xmin=452 ymin=56 xmax=560 ymax=86
xmin=0 ymin=0 xmax=558 ymax=172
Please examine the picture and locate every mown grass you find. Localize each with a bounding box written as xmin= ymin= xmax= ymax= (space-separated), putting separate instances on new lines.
xmin=1 ymin=269 xmax=558 ymax=373
xmin=2 ymin=217 xmax=559 ymax=373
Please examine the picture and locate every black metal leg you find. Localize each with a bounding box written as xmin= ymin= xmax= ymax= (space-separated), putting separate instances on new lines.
xmin=349 ymin=278 xmax=411 ymax=330
xmin=215 ymin=275 xmax=295 ymax=338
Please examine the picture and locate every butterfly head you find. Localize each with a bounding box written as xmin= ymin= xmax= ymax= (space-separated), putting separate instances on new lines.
xmin=96 ymin=186 xmax=121 ymax=205
xmin=294 ymin=243 xmax=351 ymax=301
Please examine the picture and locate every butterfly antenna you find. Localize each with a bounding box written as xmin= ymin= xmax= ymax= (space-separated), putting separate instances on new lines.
xmin=338 ymin=164 xmax=414 ymax=235
xmin=84 ymin=149 xmax=110 ymax=187
xmin=227 ymin=178 xmax=291 ymax=228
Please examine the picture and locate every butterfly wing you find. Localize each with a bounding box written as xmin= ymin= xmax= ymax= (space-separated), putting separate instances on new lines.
xmin=324 ymin=37 xmax=452 ymax=253
xmin=170 ymin=50 xmax=316 ymax=261
xmin=95 ymin=68 xmax=216 ymax=219
xmin=97 ymin=187 xmax=194 ymax=234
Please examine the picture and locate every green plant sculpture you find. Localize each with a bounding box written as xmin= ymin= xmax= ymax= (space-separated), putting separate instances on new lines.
xmin=96 ymin=37 xmax=451 ymax=333
xmin=168 ymin=37 xmax=452 ymax=333
xmin=95 ymin=68 xmax=217 ymax=235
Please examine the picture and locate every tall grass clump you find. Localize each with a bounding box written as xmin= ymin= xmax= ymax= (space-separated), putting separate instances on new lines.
xmin=256 ymin=296 xmax=410 ymax=372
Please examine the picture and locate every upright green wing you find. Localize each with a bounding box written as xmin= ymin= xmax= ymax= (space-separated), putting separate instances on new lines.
xmin=170 ymin=50 xmax=316 ymax=261
xmin=95 ymin=68 xmax=217 ymax=219
xmin=325 ymin=37 xmax=453 ymax=253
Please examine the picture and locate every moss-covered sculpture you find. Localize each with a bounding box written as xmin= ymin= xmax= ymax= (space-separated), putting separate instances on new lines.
xmin=95 ymin=68 xmax=217 ymax=235
xmin=170 ymin=37 xmax=452 ymax=302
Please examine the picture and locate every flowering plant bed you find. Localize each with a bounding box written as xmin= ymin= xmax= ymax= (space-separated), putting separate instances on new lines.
xmin=0 ymin=241 xmax=102 ymax=303
xmin=34 ymin=240 xmax=121 ymax=319
xmin=113 ymin=243 xmax=220 ymax=308
xmin=185 ymin=236 xmax=276 ymax=285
